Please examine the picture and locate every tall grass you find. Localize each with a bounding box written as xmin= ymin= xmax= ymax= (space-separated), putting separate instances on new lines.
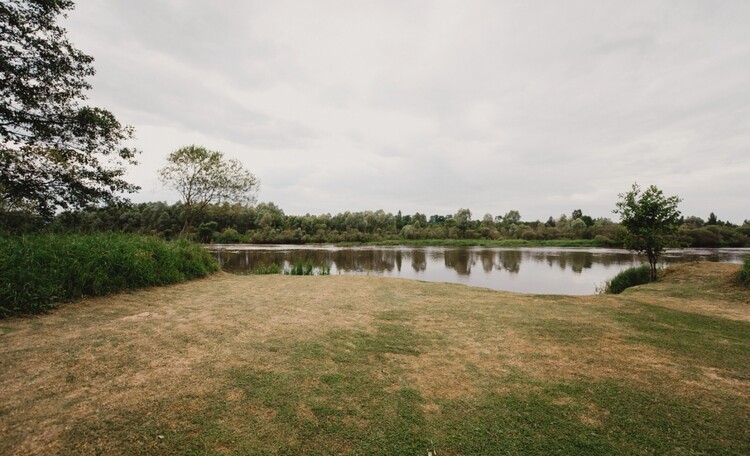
xmin=0 ymin=233 xmax=219 ymax=317
xmin=604 ymin=264 xmax=652 ymax=294
xmin=739 ymin=258 xmax=750 ymax=288
xmin=285 ymin=260 xmax=331 ymax=276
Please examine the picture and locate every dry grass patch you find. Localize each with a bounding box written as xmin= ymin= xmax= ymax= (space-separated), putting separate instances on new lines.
xmin=1 ymin=264 xmax=749 ymax=455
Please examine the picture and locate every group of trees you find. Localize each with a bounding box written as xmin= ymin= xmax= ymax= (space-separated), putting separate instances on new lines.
xmin=35 ymin=203 xmax=625 ymax=243
xmin=5 ymin=200 xmax=745 ymax=250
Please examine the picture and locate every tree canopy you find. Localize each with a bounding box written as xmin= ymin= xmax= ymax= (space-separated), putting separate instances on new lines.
xmin=0 ymin=0 xmax=138 ymax=217
xmin=614 ymin=183 xmax=682 ymax=280
xmin=159 ymin=145 xmax=259 ymax=237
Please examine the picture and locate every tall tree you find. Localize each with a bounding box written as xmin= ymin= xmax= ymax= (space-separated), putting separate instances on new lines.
xmin=1 ymin=0 xmax=139 ymax=217
xmin=614 ymin=183 xmax=682 ymax=281
xmin=159 ymin=145 xmax=258 ymax=237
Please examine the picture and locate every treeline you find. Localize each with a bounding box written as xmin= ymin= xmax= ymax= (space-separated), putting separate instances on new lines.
xmin=3 ymin=203 xmax=748 ymax=247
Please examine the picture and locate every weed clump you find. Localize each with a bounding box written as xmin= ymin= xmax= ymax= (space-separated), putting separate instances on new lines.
xmin=0 ymin=233 xmax=219 ymax=317
xmin=604 ymin=264 xmax=652 ymax=294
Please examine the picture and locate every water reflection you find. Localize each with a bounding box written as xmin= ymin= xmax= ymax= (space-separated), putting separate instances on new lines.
xmin=209 ymin=245 xmax=750 ymax=295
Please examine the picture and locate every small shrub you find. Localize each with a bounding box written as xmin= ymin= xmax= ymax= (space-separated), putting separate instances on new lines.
xmin=215 ymin=227 xmax=242 ymax=244
xmin=604 ymin=265 xmax=652 ymax=294
xmin=739 ymin=258 xmax=750 ymax=288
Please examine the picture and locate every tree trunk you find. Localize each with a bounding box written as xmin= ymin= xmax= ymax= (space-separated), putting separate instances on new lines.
xmin=647 ymin=251 xmax=658 ymax=281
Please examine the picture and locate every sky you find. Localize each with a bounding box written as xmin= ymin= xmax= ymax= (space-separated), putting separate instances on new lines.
xmin=63 ymin=1 xmax=750 ymax=224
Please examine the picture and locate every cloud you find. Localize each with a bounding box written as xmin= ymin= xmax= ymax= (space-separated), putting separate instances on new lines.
xmin=64 ymin=0 xmax=750 ymax=223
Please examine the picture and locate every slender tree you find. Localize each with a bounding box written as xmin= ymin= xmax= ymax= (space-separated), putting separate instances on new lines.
xmin=159 ymin=145 xmax=258 ymax=237
xmin=614 ymin=183 xmax=682 ymax=281
xmin=1 ymin=0 xmax=138 ymax=217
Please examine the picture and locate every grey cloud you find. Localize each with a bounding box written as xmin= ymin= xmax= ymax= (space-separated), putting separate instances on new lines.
xmin=65 ymin=0 xmax=750 ymax=223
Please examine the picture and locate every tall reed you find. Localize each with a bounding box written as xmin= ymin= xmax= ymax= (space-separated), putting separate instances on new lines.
xmin=0 ymin=233 xmax=219 ymax=316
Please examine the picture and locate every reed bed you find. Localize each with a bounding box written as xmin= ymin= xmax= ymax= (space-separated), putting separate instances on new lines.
xmin=0 ymin=233 xmax=218 ymax=316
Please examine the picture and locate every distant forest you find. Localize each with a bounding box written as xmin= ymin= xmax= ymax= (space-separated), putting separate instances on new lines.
xmin=2 ymin=202 xmax=748 ymax=248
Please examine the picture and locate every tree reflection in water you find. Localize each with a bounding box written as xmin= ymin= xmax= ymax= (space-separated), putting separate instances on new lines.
xmin=210 ymin=245 xmax=747 ymax=294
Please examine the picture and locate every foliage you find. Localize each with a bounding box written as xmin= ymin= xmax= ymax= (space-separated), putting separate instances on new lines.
xmin=0 ymin=233 xmax=218 ymax=316
xmin=250 ymin=263 xmax=282 ymax=275
xmin=10 ymin=198 xmax=748 ymax=248
xmin=0 ymin=0 xmax=138 ymax=217
xmin=603 ymin=265 xmax=652 ymax=294
xmin=159 ymin=145 xmax=258 ymax=237
xmin=681 ymin=226 xmax=749 ymax=248
xmin=740 ymin=258 xmax=750 ymax=288
xmin=614 ymin=184 xmax=682 ymax=280
xmin=284 ymin=260 xmax=330 ymax=275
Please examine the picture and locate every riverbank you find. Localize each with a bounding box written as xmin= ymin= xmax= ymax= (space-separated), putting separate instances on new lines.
xmin=1 ymin=262 xmax=748 ymax=454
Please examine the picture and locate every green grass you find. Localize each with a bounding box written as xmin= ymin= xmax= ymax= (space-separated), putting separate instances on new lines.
xmin=603 ymin=264 xmax=652 ymax=294
xmin=740 ymin=258 xmax=750 ymax=287
xmin=615 ymin=303 xmax=750 ymax=374
xmin=0 ymin=233 xmax=219 ymax=316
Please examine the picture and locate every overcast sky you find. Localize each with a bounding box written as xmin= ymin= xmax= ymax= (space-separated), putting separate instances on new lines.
xmin=63 ymin=1 xmax=750 ymax=223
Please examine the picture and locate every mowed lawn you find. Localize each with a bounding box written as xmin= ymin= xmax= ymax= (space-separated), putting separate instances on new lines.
xmin=1 ymin=263 xmax=748 ymax=455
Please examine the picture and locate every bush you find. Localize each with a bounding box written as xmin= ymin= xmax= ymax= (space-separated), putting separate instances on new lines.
xmin=739 ymin=258 xmax=750 ymax=288
xmin=0 ymin=233 xmax=219 ymax=317
xmin=604 ymin=265 xmax=652 ymax=294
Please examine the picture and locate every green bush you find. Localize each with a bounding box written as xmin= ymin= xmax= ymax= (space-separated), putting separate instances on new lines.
xmin=0 ymin=233 xmax=219 ymax=317
xmin=604 ymin=265 xmax=652 ymax=294
xmin=739 ymin=258 xmax=750 ymax=288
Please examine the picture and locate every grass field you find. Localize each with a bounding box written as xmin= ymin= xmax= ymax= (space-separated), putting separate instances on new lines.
xmin=1 ymin=262 xmax=748 ymax=455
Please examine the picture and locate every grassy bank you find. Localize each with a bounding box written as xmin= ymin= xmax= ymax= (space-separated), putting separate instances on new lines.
xmin=1 ymin=263 xmax=748 ymax=454
xmin=0 ymin=233 xmax=218 ymax=316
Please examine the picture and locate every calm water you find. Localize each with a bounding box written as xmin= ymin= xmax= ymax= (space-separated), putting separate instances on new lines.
xmin=208 ymin=245 xmax=750 ymax=295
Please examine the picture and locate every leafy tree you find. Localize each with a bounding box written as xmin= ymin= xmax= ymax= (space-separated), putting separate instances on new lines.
xmin=454 ymin=208 xmax=472 ymax=237
xmin=570 ymin=218 xmax=587 ymax=236
xmin=502 ymin=210 xmax=521 ymax=227
xmin=159 ymin=145 xmax=258 ymax=237
xmin=707 ymin=212 xmax=718 ymax=225
xmin=614 ymin=183 xmax=682 ymax=281
xmin=1 ymin=0 xmax=138 ymax=217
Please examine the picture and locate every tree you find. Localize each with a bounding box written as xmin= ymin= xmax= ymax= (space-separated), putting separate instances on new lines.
xmin=454 ymin=208 xmax=472 ymax=237
xmin=159 ymin=145 xmax=258 ymax=237
xmin=1 ymin=0 xmax=138 ymax=217
xmin=614 ymin=183 xmax=682 ymax=281
xmin=502 ymin=210 xmax=521 ymax=227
